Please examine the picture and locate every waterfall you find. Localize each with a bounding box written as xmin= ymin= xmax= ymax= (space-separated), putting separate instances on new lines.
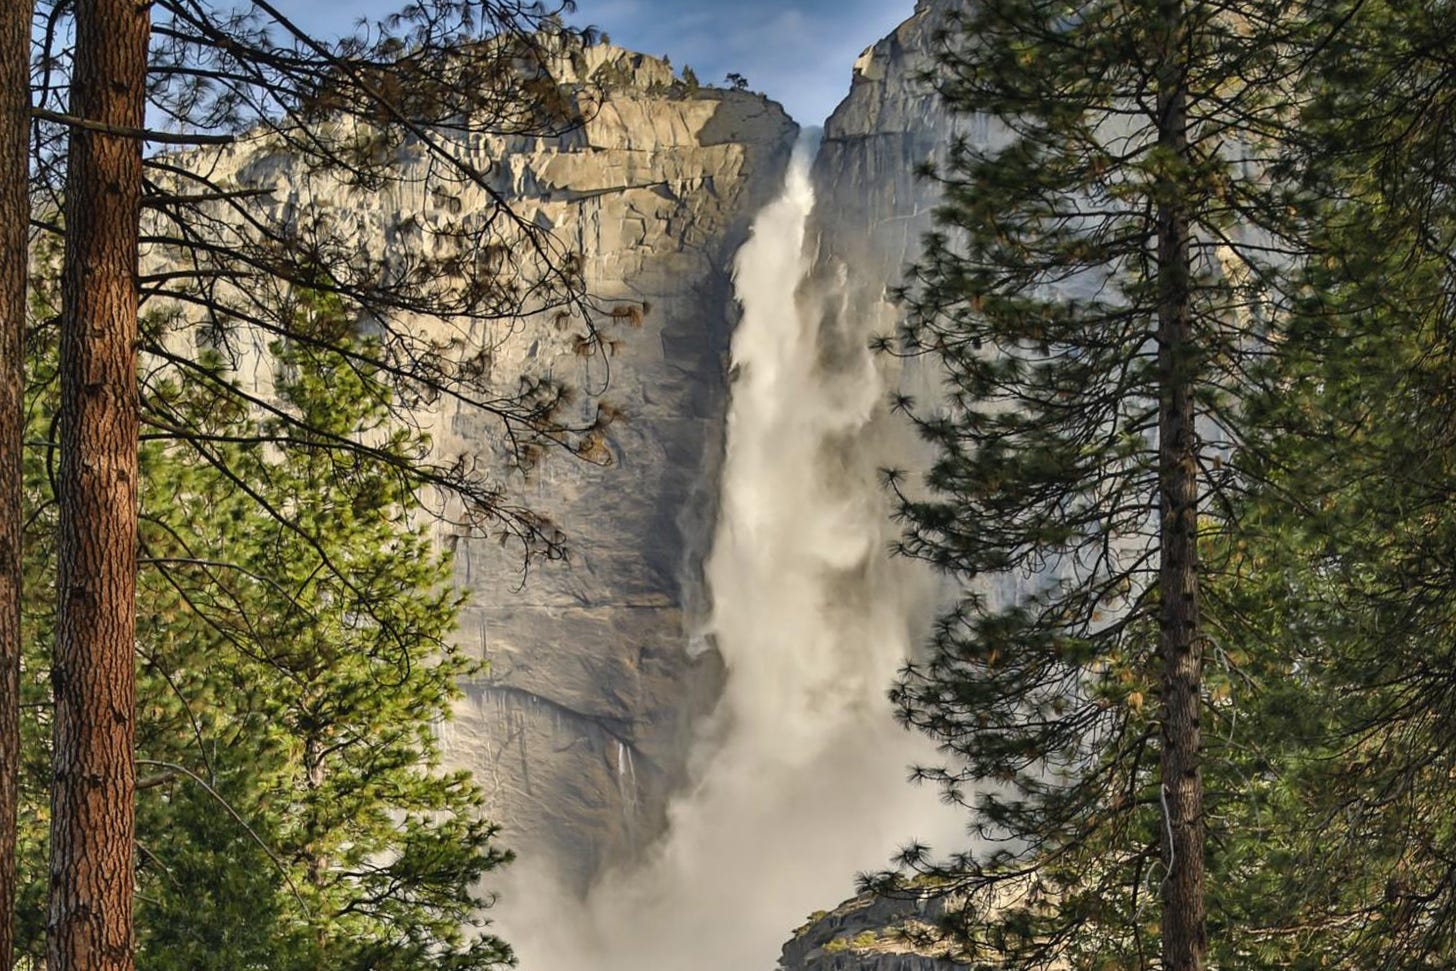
xmin=502 ymin=137 xmax=961 ymax=971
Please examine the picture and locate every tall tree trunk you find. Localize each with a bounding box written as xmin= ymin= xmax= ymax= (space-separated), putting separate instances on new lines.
xmin=1155 ymin=0 xmax=1206 ymax=969
xmin=0 ymin=3 xmax=34 ymax=967
xmin=47 ymin=0 xmax=148 ymax=968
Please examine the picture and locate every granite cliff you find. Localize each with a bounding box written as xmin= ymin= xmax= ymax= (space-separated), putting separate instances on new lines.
xmin=418 ymin=50 xmax=799 ymax=890
xmin=149 ymin=2 xmax=974 ymax=961
xmin=430 ymin=0 xmax=975 ymax=953
xmin=145 ymin=44 xmax=798 ymax=895
xmin=441 ymin=2 xmax=975 ymax=905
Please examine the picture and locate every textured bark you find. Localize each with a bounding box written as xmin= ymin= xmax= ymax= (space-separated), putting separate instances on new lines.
xmin=0 ymin=3 xmax=34 ymax=966
xmin=1155 ymin=0 xmax=1206 ymax=968
xmin=47 ymin=1 xmax=149 ymax=969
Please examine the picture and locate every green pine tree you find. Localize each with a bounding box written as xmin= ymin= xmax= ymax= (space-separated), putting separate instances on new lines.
xmin=876 ymin=2 xmax=1306 ymax=968
xmin=1203 ymin=2 xmax=1456 ymax=966
xmin=16 ymin=295 xmax=513 ymax=971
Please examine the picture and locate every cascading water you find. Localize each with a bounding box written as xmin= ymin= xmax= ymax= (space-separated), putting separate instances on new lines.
xmin=504 ymin=137 xmax=961 ymax=971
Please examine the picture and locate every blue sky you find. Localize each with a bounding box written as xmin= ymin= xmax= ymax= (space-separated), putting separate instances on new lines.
xmin=276 ymin=0 xmax=917 ymax=123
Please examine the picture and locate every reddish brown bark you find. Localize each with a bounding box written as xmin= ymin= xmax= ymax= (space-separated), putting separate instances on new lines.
xmin=1155 ymin=0 xmax=1207 ymax=968
xmin=0 ymin=2 xmax=34 ymax=966
xmin=47 ymin=1 xmax=149 ymax=969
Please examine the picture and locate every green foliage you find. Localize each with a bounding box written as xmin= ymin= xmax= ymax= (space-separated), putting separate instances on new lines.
xmin=592 ymin=55 xmax=637 ymax=90
xmin=883 ymin=1 xmax=1456 ymax=968
xmin=878 ymin=1 xmax=1306 ymax=967
xmin=16 ymin=304 xmax=512 ymax=970
xmin=1201 ymin=4 xmax=1456 ymax=966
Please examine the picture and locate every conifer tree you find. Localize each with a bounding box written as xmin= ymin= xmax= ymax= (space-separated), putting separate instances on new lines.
xmin=0 ymin=4 xmax=31 ymax=967
xmin=15 ymin=310 xmax=515 ymax=971
xmin=14 ymin=4 xmax=616 ymax=965
xmin=1204 ymin=2 xmax=1456 ymax=966
xmin=135 ymin=335 xmax=512 ymax=971
xmin=878 ymin=2 xmax=1302 ymax=968
xmin=48 ymin=4 xmax=149 ymax=967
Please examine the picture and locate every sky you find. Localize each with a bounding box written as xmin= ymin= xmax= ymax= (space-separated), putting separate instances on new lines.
xmin=275 ymin=0 xmax=917 ymax=124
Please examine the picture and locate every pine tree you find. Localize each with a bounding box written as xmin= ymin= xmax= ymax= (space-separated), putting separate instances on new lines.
xmin=20 ymin=4 xmax=614 ymax=963
xmin=137 ymin=333 xmax=512 ymax=971
xmin=16 ymin=310 xmax=514 ymax=971
xmin=877 ymin=2 xmax=1302 ymax=967
xmin=48 ymin=3 xmax=149 ymax=967
xmin=1203 ymin=2 xmax=1456 ymax=965
xmin=0 ymin=4 xmax=32 ymax=967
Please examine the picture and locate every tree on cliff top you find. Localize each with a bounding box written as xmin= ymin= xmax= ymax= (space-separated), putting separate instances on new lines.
xmin=877 ymin=1 xmax=1305 ymax=968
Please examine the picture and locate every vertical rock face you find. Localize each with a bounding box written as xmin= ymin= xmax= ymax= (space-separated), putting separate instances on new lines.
xmin=808 ymin=0 xmax=970 ymax=356
xmin=148 ymin=46 xmax=797 ymax=895
xmin=429 ymin=52 xmax=798 ymax=891
xmin=451 ymin=0 xmax=967 ymax=915
xmin=796 ymin=0 xmax=974 ymax=517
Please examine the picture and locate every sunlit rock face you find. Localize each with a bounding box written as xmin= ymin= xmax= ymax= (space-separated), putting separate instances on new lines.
xmin=801 ymin=0 xmax=978 ymax=481
xmin=150 ymin=45 xmax=797 ymax=894
xmin=778 ymin=892 xmax=966 ymax=971
xmin=433 ymin=51 xmax=798 ymax=892
xmin=808 ymin=0 xmax=973 ymax=342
